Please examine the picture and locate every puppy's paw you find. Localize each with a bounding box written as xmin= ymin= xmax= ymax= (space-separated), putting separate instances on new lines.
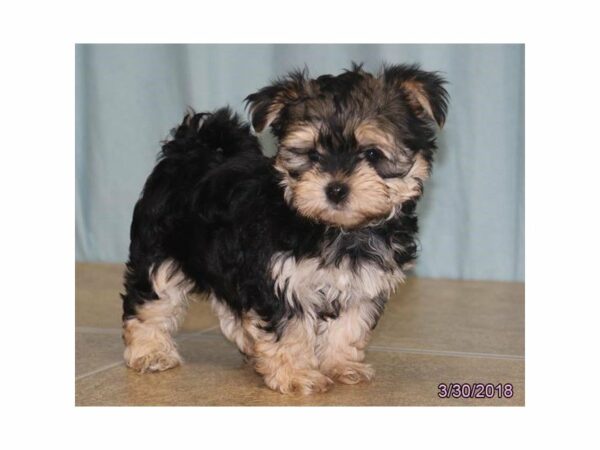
xmin=326 ymin=362 xmax=375 ymax=385
xmin=122 ymin=318 xmax=182 ymax=373
xmin=265 ymin=369 xmax=333 ymax=395
xmin=124 ymin=347 xmax=182 ymax=373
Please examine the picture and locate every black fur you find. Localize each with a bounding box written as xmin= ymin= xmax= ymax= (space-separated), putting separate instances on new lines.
xmin=122 ymin=107 xmax=420 ymax=331
xmin=122 ymin=64 xmax=446 ymax=338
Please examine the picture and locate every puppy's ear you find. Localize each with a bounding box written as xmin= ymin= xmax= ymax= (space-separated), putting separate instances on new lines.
xmin=245 ymin=70 xmax=308 ymax=133
xmin=383 ymin=64 xmax=449 ymax=128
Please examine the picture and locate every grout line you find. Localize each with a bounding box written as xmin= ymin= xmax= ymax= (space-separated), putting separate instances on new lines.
xmin=76 ymin=326 xmax=121 ymax=335
xmin=76 ymin=361 xmax=124 ymax=381
xmin=184 ymin=332 xmax=524 ymax=360
xmin=76 ymin=324 xmax=522 ymax=383
xmin=75 ymin=325 xmax=221 ymax=382
xmin=184 ymin=333 xmax=223 ymax=340
xmin=173 ymin=330 xmax=525 ymax=361
xmin=368 ymin=345 xmax=524 ymax=361
xmin=178 ymin=325 xmax=220 ymax=341
xmin=76 ymin=325 xmax=221 ymax=337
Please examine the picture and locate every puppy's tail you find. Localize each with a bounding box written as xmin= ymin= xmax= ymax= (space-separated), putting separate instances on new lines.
xmin=160 ymin=107 xmax=262 ymax=161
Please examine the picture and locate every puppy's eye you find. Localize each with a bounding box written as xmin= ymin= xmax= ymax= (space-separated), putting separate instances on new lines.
xmin=363 ymin=148 xmax=384 ymax=162
xmin=307 ymin=149 xmax=321 ymax=162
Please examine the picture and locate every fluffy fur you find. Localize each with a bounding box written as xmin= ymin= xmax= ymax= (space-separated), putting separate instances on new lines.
xmin=121 ymin=63 xmax=448 ymax=394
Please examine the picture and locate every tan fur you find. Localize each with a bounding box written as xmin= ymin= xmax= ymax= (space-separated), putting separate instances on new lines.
xmin=292 ymin=163 xmax=392 ymax=228
xmin=250 ymin=317 xmax=333 ymax=395
xmin=211 ymin=298 xmax=333 ymax=394
xmin=123 ymin=318 xmax=182 ymax=372
xmin=280 ymin=122 xmax=319 ymax=149
xmin=249 ymin=82 xmax=307 ymax=132
xmin=274 ymin=156 xmax=297 ymax=205
xmin=247 ymin=102 xmax=284 ymax=132
xmin=274 ymin=115 xmax=430 ymax=229
xmin=401 ymin=79 xmax=436 ymax=123
xmin=316 ymin=304 xmax=377 ymax=384
xmin=210 ymin=294 xmax=253 ymax=355
xmin=268 ymin=252 xmax=405 ymax=386
xmin=346 ymin=163 xmax=392 ymax=221
xmin=274 ymin=149 xmax=311 ymax=177
xmin=123 ymin=260 xmax=192 ymax=372
xmin=354 ymin=121 xmax=396 ymax=158
xmin=124 ymin=67 xmax=442 ymax=393
xmin=123 ymin=252 xmax=404 ymax=391
xmin=385 ymin=154 xmax=430 ymax=204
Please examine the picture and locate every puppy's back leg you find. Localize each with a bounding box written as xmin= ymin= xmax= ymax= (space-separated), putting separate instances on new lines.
xmin=122 ymin=259 xmax=192 ymax=373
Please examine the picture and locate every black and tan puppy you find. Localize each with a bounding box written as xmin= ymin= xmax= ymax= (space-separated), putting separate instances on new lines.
xmin=122 ymin=63 xmax=448 ymax=394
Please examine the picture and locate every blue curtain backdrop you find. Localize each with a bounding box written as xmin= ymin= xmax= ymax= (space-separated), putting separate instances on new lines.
xmin=75 ymin=44 xmax=524 ymax=282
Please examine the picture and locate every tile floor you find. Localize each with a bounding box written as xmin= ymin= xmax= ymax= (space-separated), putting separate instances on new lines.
xmin=75 ymin=262 xmax=525 ymax=406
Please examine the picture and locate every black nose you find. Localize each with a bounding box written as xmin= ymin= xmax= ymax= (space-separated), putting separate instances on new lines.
xmin=325 ymin=182 xmax=349 ymax=204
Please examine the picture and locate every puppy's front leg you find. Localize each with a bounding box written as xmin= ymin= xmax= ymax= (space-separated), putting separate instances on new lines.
xmin=246 ymin=315 xmax=333 ymax=395
xmin=317 ymin=302 xmax=382 ymax=384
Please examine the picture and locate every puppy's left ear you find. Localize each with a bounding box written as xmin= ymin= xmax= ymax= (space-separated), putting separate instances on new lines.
xmin=383 ymin=64 xmax=449 ymax=128
xmin=245 ymin=70 xmax=308 ymax=133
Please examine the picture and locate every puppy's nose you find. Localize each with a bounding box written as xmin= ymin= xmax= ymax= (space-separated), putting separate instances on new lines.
xmin=325 ymin=182 xmax=349 ymax=204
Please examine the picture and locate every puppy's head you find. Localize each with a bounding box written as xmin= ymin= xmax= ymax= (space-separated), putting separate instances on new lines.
xmin=246 ymin=63 xmax=448 ymax=228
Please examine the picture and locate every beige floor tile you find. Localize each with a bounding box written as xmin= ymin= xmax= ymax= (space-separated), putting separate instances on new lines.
xmin=76 ymin=263 xmax=525 ymax=406
xmin=76 ymin=262 xmax=218 ymax=331
xmin=75 ymin=328 xmax=220 ymax=379
xmin=76 ymin=334 xmax=523 ymax=406
xmin=182 ymin=300 xmax=219 ymax=331
xmin=76 ymin=263 xmax=124 ymax=328
xmin=76 ymin=331 xmax=123 ymax=378
xmin=76 ymin=263 xmax=524 ymax=356
xmin=371 ymin=278 xmax=524 ymax=356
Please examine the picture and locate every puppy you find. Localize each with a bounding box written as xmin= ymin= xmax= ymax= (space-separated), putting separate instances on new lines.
xmin=122 ymin=63 xmax=448 ymax=394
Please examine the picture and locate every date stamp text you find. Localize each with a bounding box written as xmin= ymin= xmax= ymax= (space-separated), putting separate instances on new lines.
xmin=438 ymin=383 xmax=513 ymax=399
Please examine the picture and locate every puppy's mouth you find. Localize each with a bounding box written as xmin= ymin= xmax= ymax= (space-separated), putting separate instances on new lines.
xmin=329 ymin=200 xmax=348 ymax=210
xmin=315 ymin=204 xmax=388 ymax=229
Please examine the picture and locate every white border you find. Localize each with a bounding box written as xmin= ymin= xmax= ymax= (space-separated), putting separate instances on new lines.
xmin=2 ymin=0 xmax=600 ymax=448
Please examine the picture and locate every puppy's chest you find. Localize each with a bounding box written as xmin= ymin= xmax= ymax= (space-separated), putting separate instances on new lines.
xmin=270 ymin=240 xmax=405 ymax=317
